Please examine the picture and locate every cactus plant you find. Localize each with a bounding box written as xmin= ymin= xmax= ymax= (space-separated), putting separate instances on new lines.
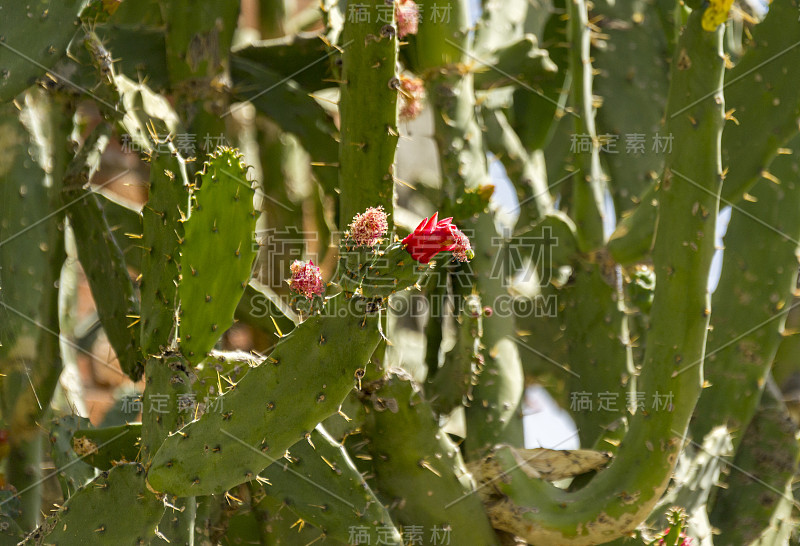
xmin=2 ymin=0 xmax=800 ymax=544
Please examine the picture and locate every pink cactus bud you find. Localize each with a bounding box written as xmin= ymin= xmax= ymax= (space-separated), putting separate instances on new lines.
xmin=449 ymin=224 xmax=474 ymax=262
xmin=288 ymin=260 xmax=325 ymax=298
xmin=395 ymin=0 xmax=419 ymax=39
xmin=348 ymin=206 xmax=389 ymax=246
xmin=398 ymin=75 xmax=426 ymax=121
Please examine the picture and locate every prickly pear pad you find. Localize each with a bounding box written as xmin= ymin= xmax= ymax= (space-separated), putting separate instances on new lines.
xmin=146 ymin=294 xmax=381 ymax=496
xmin=140 ymin=149 xmax=190 ymax=355
xmin=34 ymin=463 xmax=164 ymax=545
xmin=259 ymin=427 xmax=402 ymax=545
xmin=71 ymin=423 xmax=141 ymax=470
xmin=178 ymin=147 xmax=257 ymax=362
xmin=48 ymin=415 xmax=95 ymax=498
xmin=141 ymin=354 xmax=193 ymax=463
xmin=67 ymin=191 xmax=142 ymax=380
xmin=363 ymin=370 xmax=498 ymax=545
xmin=337 ymin=241 xmax=378 ymax=294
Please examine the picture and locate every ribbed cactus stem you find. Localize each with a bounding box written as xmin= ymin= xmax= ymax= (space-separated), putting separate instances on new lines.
xmin=463 ymin=212 xmax=525 ymax=460
xmin=428 ymin=71 xmax=489 ymax=197
xmin=565 ymin=262 xmax=635 ymax=448
xmin=567 ymin=0 xmax=607 ymax=252
xmin=338 ymin=0 xmax=399 ymax=225
xmin=590 ymin=0 xmax=669 ymax=215
xmin=691 ymin=133 xmax=800 ymax=443
xmin=483 ymin=108 xmax=553 ymax=227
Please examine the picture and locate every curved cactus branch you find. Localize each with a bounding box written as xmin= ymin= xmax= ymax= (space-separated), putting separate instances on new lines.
xmin=469 ymin=10 xmax=724 ymax=542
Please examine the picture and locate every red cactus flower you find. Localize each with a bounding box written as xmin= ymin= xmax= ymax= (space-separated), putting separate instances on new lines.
xmin=399 ymin=75 xmax=426 ymax=121
xmin=348 ymin=206 xmax=389 ymax=246
xmin=288 ymin=260 xmax=325 ymax=298
xmin=395 ymin=0 xmax=419 ymax=39
xmin=401 ymin=213 xmax=474 ymax=263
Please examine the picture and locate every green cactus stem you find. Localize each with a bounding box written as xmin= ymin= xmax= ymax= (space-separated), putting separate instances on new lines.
xmin=406 ymin=0 xmax=469 ymax=72
xmin=717 ymin=0 xmax=800 ymax=207
xmin=565 ymin=261 xmax=635 ymax=448
xmin=1 ymin=90 xmax=67 ymax=447
xmin=0 ymin=97 xmax=51 ymax=362
xmin=338 ymin=0 xmax=399 ymax=223
xmin=141 ymin=354 xmax=193 ymax=462
xmin=463 ymin=212 xmax=525 ymax=460
xmin=567 ymin=0 xmax=608 ymax=253
xmin=422 ymin=268 xmax=447 ymax=383
xmin=691 ymin=133 xmax=800 ymax=443
xmin=427 ymin=287 xmax=484 ymax=416
xmin=591 ymin=0 xmax=670 ymax=214
xmin=159 ymin=0 xmax=239 ymax=154
xmin=510 ymin=0 xmax=571 ymax=153
xmin=124 ymin=354 xmax=198 ymax=545
xmin=2 ymin=93 xmax=71 ymax=534
xmin=409 ymin=0 xmax=488 ymax=200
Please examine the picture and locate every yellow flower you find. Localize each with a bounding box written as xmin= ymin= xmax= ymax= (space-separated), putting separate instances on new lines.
xmin=702 ymin=0 xmax=735 ymax=32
